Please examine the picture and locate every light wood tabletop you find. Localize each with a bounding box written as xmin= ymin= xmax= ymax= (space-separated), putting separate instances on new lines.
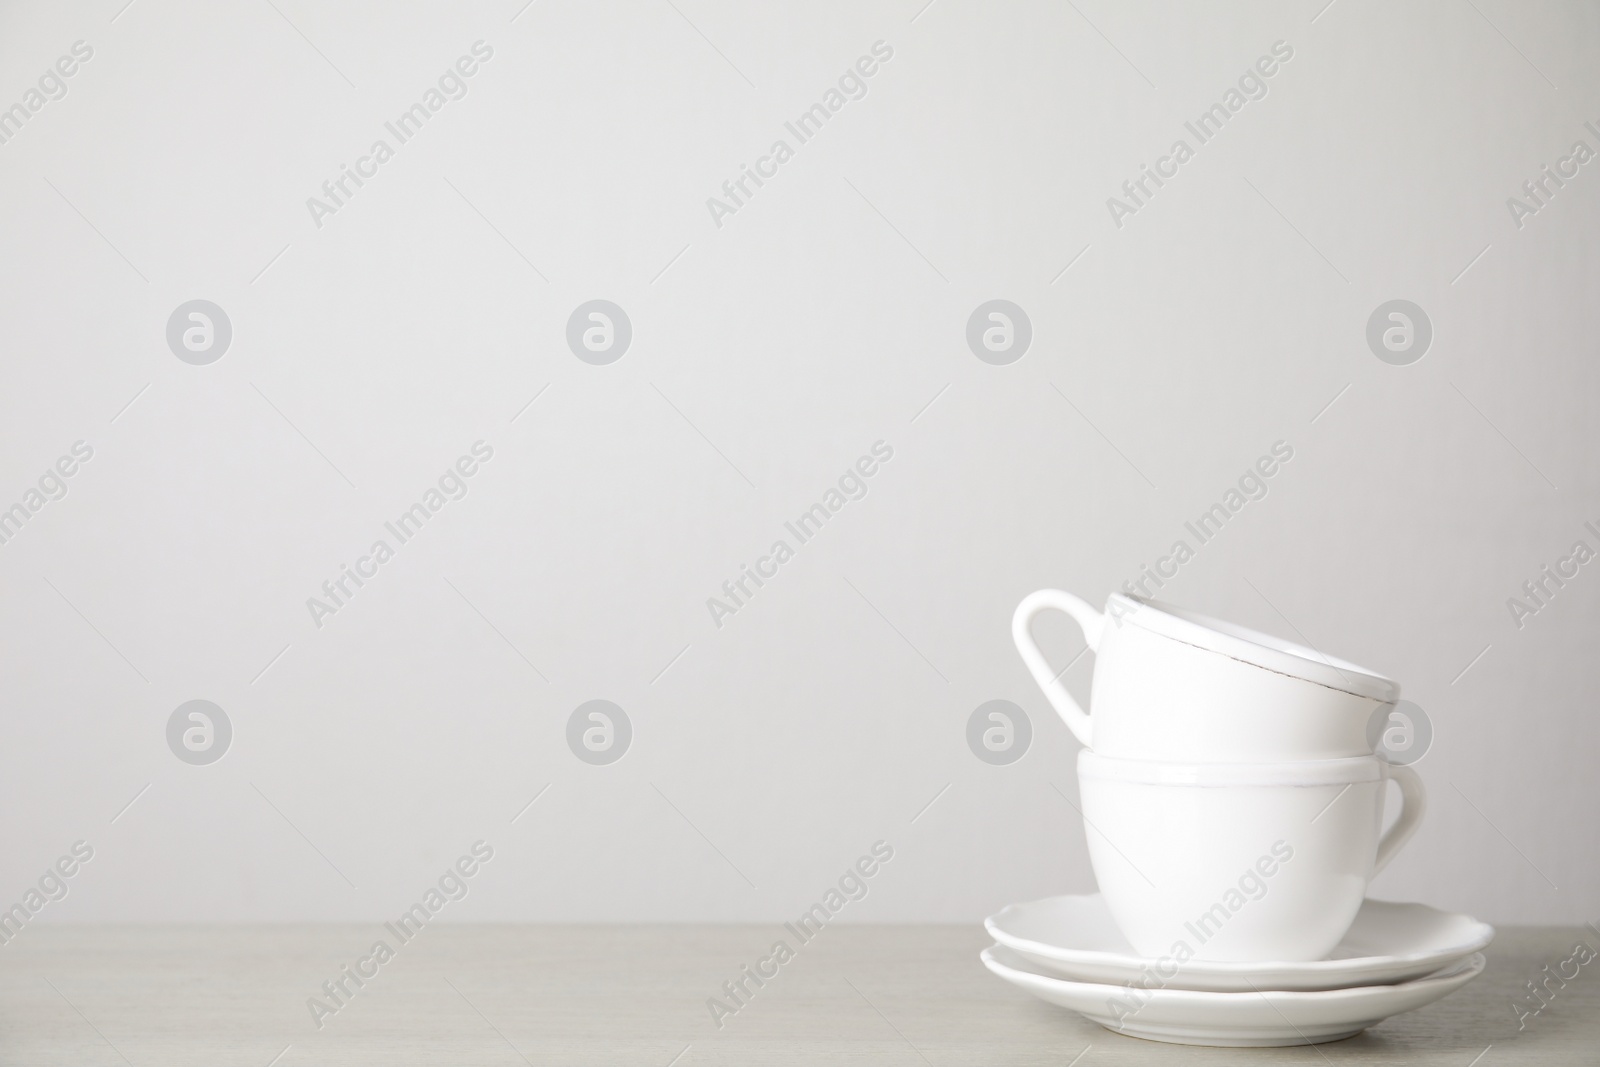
xmin=0 ymin=924 xmax=1592 ymax=1064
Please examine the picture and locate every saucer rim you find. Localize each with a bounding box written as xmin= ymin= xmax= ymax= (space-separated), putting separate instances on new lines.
xmin=981 ymin=941 xmax=1488 ymax=1004
xmin=985 ymin=893 xmax=1495 ymax=978
xmin=980 ymin=943 xmax=1487 ymax=1045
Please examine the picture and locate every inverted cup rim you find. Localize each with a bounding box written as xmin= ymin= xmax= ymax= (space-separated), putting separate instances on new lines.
xmin=1110 ymin=593 xmax=1401 ymax=704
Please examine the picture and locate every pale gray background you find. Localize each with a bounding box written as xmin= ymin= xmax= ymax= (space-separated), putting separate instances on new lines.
xmin=0 ymin=0 xmax=1595 ymax=930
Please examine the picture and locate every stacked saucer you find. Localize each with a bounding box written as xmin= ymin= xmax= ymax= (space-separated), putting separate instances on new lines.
xmin=988 ymin=590 xmax=1493 ymax=1046
xmin=982 ymin=893 xmax=1491 ymax=1046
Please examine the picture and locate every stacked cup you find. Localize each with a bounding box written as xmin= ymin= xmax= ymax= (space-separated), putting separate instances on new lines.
xmin=1012 ymin=590 xmax=1424 ymax=963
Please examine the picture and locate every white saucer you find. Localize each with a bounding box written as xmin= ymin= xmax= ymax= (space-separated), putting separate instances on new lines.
xmin=982 ymin=943 xmax=1486 ymax=1047
xmin=986 ymin=894 xmax=1493 ymax=992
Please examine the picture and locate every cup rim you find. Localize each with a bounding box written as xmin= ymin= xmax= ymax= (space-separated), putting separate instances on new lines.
xmin=1078 ymin=750 xmax=1386 ymax=786
xmin=1109 ymin=594 xmax=1400 ymax=704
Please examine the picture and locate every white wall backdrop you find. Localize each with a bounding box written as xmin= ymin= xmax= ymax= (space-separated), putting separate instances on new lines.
xmin=0 ymin=0 xmax=1596 ymax=929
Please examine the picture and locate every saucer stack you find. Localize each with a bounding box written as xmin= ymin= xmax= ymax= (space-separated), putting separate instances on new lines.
xmin=982 ymin=895 xmax=1492 ymax=1046
xmin=984 ymin=590 xmax=1492 ymax=1047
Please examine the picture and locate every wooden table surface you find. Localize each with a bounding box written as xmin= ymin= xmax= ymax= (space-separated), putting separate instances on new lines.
xmin=0 ymin=924 xmax=1593 ymax=1065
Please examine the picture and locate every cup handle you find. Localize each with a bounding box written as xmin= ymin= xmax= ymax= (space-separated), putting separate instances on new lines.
xmin=1011 ymin=589 xmax=1103 ymax=748
xmin=1372 ymin=764 xmax=1426 ymax=875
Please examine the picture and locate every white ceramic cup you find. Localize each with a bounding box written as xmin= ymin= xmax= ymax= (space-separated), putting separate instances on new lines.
xmin=1077 ymin=751 xmax=1426 ymax=962
xmin=1013 ymin=590 xmax=1399 ymax=761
